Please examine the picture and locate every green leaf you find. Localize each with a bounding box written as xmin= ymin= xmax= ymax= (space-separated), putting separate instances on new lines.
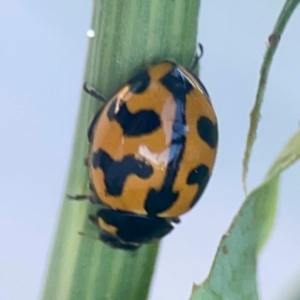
xmin=242 ymin=0 xmax=300 ymax=191
xmin=190 ymin=129 xmax=300 ymax=300
xmin=41 ymin=1 xmax=201 ymax=300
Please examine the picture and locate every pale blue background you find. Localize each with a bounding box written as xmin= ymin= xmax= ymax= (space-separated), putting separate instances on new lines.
xmin=1 ymin=1 xmax=300 ymax=299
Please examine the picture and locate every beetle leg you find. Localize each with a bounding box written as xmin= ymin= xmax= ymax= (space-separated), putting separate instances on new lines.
xmin=78 ymin=231 xmax=99 ymax=241
xmin=189 ymin=43 xmax=204 ymax=72
xmin=88 ymin=215 xmax=98 ymax=225
xmin=83 ymin=83 xmax=107 ymax=103
xmin=169 ymin=217 xmax=181 ymax=224
xmin=89 ymin=182 xmax=95 ymax=192
xmin=67 ymin=194 xmax=90 ymax=200
xmin=67 ymin=194 xmax=99 ymax=204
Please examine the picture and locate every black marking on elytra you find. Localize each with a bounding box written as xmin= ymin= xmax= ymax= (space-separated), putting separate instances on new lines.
xmin=197 ymin=117 xmax=218 ymax=148
xmin=161 ymin=66 xmax=193 ymax=97
xmin=144 ymin=66 xmax=191 ymax=215
xmin=187 ymin=164 xmax=210 ymax=208
xmin=106 ymin=98 xmax=161 ymax=136
xmin=98 ymin=209 xmax=173 ymax=246
xmin=127 ymin=70 xmax=151 ymax=93
xmin=92 ymin=149 xmax=153 ymax=196
xmin=144 ymin=187 xmax=179 ymax=216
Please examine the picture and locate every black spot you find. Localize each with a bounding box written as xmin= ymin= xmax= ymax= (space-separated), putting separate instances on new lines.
xmin=128 ymin=70 xmax=151 ymax=93
xmin=98 ymin=209 xmax=173 ymax=246
xmin=187 ymin=164 xmax=210 ymax=208
xmin=106 ymin=99 xmax=161 ymax=136
xmin=161 ymin=66 xmax=193 ymax=97
xmin=92 ymin=149 xmax=153 ymax=196
xmin=144 ymin=187 xmax=179 ymax=216
xmin=144 ymin=66 xmax=190 ymax=215
xmin=197 ymin=117 xmax=218 ymax=148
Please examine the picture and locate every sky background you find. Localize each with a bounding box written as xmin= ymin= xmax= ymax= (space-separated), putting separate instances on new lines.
xmin=1 ymin=1 xmax=300 ymax=300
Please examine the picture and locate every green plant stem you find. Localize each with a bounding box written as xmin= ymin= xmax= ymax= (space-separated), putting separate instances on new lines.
xmin=242 ymin=0 xmax=300 ymax=192
xmin=41 ymin=1 xmax=201 ymax=300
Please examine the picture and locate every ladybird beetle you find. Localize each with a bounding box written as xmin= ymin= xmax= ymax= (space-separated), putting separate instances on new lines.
xmin=82 ymin=59 xmax=218 ymax=250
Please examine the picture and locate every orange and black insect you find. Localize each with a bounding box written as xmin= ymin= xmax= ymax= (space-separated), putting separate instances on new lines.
xmin=77 ymin=55 xmax=218 ymax=250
